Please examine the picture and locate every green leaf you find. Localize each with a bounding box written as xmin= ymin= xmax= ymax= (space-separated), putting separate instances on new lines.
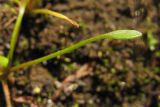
xmin=11 ymin=30 xmax=142 ymax=71
xmin=7 ymin=0 xmax=29 ymax=67
xmin=106 ymin=30 xmax=142 ymax=39
xmin=0 ymin=56 xmax=9 ymax=68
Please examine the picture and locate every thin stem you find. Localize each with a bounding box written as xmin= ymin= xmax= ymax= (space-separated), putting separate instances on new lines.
xmin=10 ymin=30 xmax=142 ymax=71
xmin=32 ymin=9 xmax=79 ymax=27
xmin=2 ymin=80 xmax=12 ymax=107
xmin=10 ymin=34 xmax=108 ymax=71
xmin=7 ymin=0 xmax=29 ymax=67
xmin=1 ymin=2 xmax=29 ymax=107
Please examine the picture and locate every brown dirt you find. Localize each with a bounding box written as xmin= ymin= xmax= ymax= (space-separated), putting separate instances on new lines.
xmin=0 ymin=0 xmax=160 ymax=107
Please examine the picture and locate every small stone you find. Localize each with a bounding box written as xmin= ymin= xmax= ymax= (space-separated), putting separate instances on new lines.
xmin=33 ymin=86 xmax=41 ymax=94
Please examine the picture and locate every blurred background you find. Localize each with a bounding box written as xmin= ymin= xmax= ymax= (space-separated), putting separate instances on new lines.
xmin=0 ymin=0 xmax=160 ymax=107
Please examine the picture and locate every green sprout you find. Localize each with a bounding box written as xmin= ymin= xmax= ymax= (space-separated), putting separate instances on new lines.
xmin=10 ymin=30 xmax=141 ymax=71
xmin=7 ymin=0 xmax=79 ymax=67
xmin=0 ymin=0 xmax=142 ymax=83
xmin=0 ymin=0 xmax=142 ymax=107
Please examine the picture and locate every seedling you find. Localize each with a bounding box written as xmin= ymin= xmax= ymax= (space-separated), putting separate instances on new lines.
xmin=0 ymin=0 xmax=142 ymax=107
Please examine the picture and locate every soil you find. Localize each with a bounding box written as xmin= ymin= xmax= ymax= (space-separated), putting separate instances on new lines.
xmin=0 ymin=0 xmax=160 ymax=107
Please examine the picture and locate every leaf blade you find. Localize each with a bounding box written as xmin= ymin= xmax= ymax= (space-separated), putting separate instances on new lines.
xmin=32 ymin=9 xmax=79 ymax=27
xmin=105 ymin=30 xmax=142 ymax=40
xmin=11 ymin=30 xmax=142 ymax=71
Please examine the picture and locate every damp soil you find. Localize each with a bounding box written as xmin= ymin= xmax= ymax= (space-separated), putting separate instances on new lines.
xmin=0 ymin=0 xmax=160 ymax=107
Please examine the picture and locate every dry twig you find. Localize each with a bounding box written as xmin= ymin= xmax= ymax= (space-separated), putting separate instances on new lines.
xmin=53 ymin=64 xmax=93 ymax=100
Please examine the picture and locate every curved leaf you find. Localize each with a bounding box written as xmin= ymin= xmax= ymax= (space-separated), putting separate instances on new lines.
xmin=32 ymin=9 xmax=79 ymax=27
xmin=11 ymin=30 xmax=142 ymax=71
